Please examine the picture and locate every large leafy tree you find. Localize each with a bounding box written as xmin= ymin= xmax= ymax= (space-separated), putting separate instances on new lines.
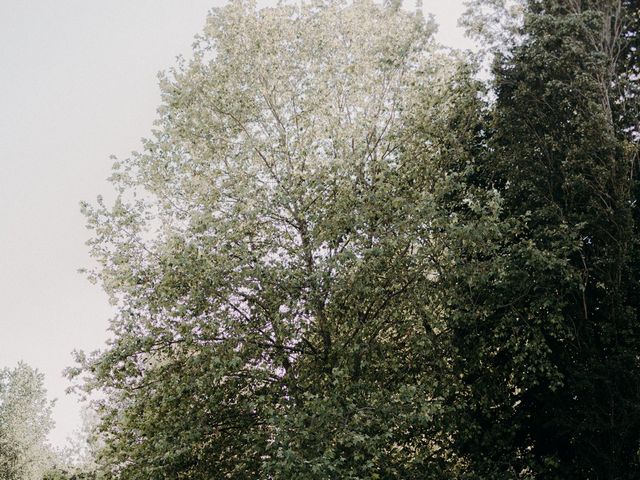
xmin=453 ymin=0 xmax=640 ymax=477
xmin=0 ymin=362 xmax=55 ymax=480
xmin=71 ymin=1 xmax=500 ymax=478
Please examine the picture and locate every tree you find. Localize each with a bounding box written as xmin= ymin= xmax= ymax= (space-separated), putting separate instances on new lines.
xmin=71 ymin=0 xmax=489 ymax=477
xmin=0 ymin=362 xmax=55 ymax=480
xmin=453 ymin=0 xmax=640 ymax=477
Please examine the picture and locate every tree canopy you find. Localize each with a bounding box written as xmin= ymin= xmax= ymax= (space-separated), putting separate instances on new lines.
xmin=67 ymin=0 xmax=640 ymax=478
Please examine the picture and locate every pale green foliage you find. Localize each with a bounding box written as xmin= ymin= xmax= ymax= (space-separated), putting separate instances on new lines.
xmin=70 ymin=0 xmax=498 ymax=478
xmin=460 ymin=0 xmax=525 ymax=58
xmin=0 ymin=363 xmax=55 ymax=480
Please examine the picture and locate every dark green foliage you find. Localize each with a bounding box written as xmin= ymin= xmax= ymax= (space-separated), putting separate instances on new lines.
xmin=450 ymin=0 xmax=640 ymax=477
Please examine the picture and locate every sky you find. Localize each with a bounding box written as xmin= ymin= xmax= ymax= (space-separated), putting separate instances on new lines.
xmin=0 ymin=0 xmax=474 ymax=449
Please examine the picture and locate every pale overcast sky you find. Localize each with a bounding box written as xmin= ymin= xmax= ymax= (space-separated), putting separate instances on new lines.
xmin=0 ymin=0 xmax=474 ymax=448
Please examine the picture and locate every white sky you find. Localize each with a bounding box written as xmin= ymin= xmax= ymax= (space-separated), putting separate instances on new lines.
xmin=0 ymin=0 xmax=474 ymax=449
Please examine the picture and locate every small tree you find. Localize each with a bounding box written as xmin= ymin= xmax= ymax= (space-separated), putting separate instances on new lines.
xmin=0 ymin=362 xmax=55 ymax=480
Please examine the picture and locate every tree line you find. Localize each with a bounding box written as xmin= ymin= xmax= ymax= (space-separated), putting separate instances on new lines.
xmin=3 ymin=0 xmax=638 ymax=478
